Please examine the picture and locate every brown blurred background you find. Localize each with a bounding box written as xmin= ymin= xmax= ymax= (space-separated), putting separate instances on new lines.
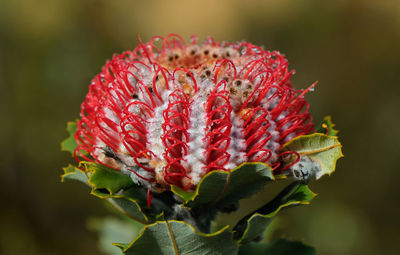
xmin=1 ymin=0 xmax=399 ymax=254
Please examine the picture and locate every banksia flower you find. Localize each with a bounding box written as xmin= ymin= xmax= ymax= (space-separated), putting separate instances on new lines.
xmin=74 ymin=34 xmax=315 ymax=191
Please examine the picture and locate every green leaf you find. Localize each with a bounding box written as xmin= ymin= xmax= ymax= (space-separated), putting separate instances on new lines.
xmin=61 ymin=164 xmax=88 ymax=184
xmin=81 ymin=161 xmax=135 ymax=198
xmin=114 ymin=242 xmax=130 ymax=252
xmin=61 ymin=121 xmax=78 ymax=155
xmin=281 ymin=133 xmax=343 ymax=179
xmin=172 ymin=162 xmax=274 ymax=209
xmin=316 ymin=116 xmax=338 ymax=136
xmin=171 ymin=186 xmax=196 ymax=202
xmin=64 ymin=162 xmax=173 ymax=224
xmin=238 ymin=238 xmax=316 ymax=255
xmin=119 ymin=220 xmax=238 ymax=255
xmin=62 ymin=161 xmax=162 ymax=225
xmin=234 ymin=182 xmax=316 ymax=244
xmin=121 ymin=187 xmax=175 ymax=220
xmin=108 ymin=196 xmax=149 ymax=224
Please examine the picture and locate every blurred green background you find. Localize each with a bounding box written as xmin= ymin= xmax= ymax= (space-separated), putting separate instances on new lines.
xmin=1 ymin=0 xmax=399 ymax=254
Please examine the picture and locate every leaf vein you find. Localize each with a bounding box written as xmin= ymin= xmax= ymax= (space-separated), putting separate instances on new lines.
xmin=213 ymin=172 xmax=231 ymax=205
xmin=299 ymin=144 xmax=341 ymax=156
xmin=165 ymin=220 xmax=180 ymax=255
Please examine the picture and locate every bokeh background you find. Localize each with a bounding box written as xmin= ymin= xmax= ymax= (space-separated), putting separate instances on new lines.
xmin=1 ymin=0 xmax=399 ymax=254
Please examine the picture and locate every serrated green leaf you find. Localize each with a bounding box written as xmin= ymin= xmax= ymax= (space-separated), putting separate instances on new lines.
xmin=238 ymin=238 xmax=316 ymax=255
xmin=120 ymin=220 xmax=238 ymax=255
xmin=234 ymin=182 xmax=316 ymax=244
xmin=64 ymin=162 xmax=173 ymax=224
xmin=61 ymin=164 xmax=88 ymax=184
xmin=281 ymin=133 xmax=343 ymax=179
xmin=173 ymin=162 xmax=274 ymax=209
xmin=61 ymin=121 xmax=78 ymax=155
xmin=316 ymin=116 xmax=338 ymax=136
xmin=80 ymin=161 xmax=135 ymax=198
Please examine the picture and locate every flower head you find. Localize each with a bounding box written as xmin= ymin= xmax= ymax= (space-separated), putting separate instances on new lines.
xmin=74 ymin=34 xmax=314 ymax=191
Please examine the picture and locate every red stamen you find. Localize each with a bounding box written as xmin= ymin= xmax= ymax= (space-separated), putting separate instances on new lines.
xmin=147 ymin=189 xmax=153 ymax=207
xmin=213 ymin=59 xmax=237 ymax=83
xmin=74 ymin=34 xmax=317 ymax=189
xmin=277 ymin=151 xmax=300 ymax=172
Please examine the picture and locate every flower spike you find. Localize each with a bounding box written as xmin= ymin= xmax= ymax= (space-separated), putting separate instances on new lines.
xmin=74 ymin=34 xmax=315 ymax=191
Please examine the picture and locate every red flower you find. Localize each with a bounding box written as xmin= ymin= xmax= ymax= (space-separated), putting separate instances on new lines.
xmin=74 ymin=34 xmax=314 ymax=191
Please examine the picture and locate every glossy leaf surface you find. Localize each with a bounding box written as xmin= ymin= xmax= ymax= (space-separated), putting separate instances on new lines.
xmin=172 ymin=162 xmax=274 ymax=209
